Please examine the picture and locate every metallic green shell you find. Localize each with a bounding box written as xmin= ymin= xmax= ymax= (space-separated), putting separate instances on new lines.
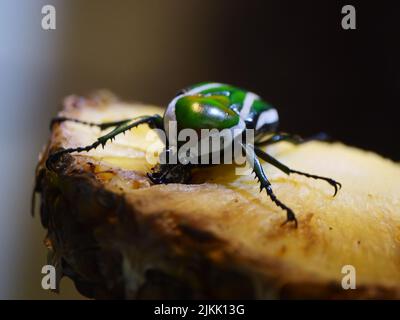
xmin=164 ymin=82 xmax=279 ymax=137
xmin=175 ymin=95 xmax=239 ymax=131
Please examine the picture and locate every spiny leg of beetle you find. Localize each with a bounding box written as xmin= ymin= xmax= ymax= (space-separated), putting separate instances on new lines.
xmin=254 ymin=147 xmax=342 ymax=196
xmin=49 ymin=116 xmax=134 ymax=130
xmin=46 ymin=115 xmax=163 ymax=170
xmin=255 ymin=132 xmax=304 ymax=147
xmin=240 ymin=143 xmax=297 ymax=227
xmin=290 ymin=169 xmax=342 ymax=196
xmin=255 ymin=132 xmax=330 ymax=147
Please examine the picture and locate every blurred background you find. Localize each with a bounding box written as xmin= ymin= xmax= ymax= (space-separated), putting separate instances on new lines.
xmin=0 ymin=0 xmax=398 ymax=299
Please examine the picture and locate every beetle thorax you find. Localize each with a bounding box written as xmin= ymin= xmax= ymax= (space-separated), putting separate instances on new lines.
xmin=163 ymin=82 xmax=279 ymax=155
xmin=164 ymin=83 xmax=246 ymax=144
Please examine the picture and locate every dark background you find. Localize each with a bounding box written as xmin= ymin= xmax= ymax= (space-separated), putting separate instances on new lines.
xmin=0 ymin=0 xmax=399 ymax=298
xmin=219 ymin=1 xmax=400 ymax=160
xmin=51 ymin=0 xmax=399 ymax=160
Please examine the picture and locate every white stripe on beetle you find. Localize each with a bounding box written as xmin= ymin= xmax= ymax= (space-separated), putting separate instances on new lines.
xmin=240 ymin=92 xmax=259 ymax=119
xmin=256 ymin=108 xmax=279 ymax=129
xmin=187 ymin=82 xmax=223 ymax=95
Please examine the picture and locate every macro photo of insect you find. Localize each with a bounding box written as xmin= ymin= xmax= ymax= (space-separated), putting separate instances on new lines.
xmin=1 ymin=0 xmax=400 ymax=309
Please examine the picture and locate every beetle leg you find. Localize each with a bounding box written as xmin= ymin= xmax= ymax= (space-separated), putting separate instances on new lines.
xmin=50 ymin=115 xmax=164 ymax=131
xmin=254 ymin=147 xmax=342 ymax=197
xmin=255 ymin=132 xmax=303 ymax=146
xmin=50 ymin=117 xmax=130 ymax=130
xmin=255 ymin=132 xmax=329 ymax=147
xmin=240 ymin=143 xmax=297 ymax=227
xmin=46 ymin=115 xmax=163 ymax=170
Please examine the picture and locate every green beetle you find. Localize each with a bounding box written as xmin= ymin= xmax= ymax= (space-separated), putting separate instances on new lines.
xmin=47 ymin=82 xmax=341 ymax=227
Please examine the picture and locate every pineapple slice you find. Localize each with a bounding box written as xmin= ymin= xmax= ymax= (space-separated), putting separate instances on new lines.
xmin=34 ymin=91 xmax=400 ymax=299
